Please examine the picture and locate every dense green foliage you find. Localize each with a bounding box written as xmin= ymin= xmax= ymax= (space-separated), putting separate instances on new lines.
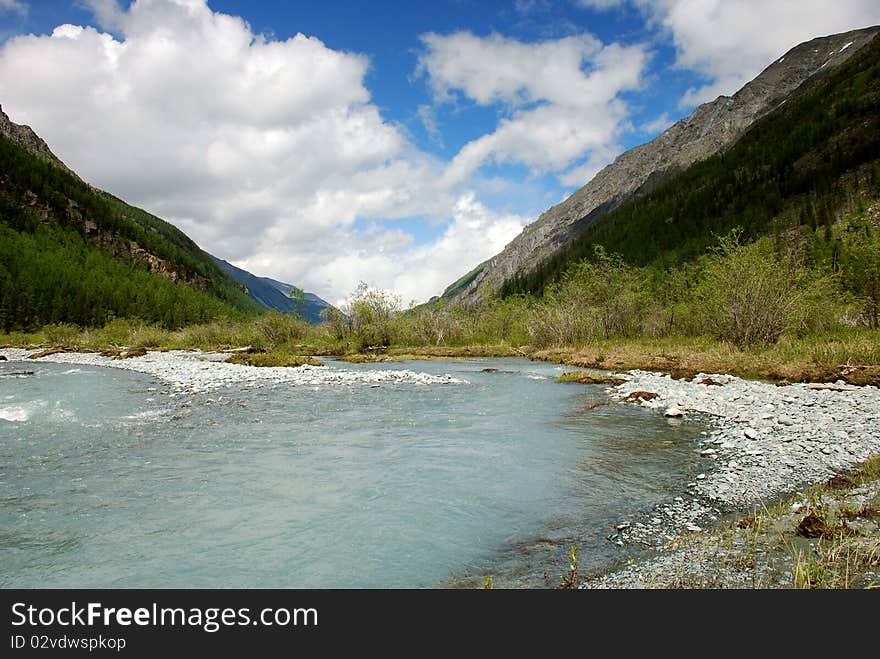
xmin=500 ymin=32 xmax=880 ymax=296
xmin=0 ymin=134 xmax=259 ymax=330
xmin=0 ymin=223 xmax=242 ymax=329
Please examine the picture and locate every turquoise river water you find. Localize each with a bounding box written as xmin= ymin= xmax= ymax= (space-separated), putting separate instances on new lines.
xmin=0 ymin=358 xmax=703 ymax=588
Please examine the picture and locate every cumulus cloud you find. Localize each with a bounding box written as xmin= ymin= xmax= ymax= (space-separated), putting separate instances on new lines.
xmin=82 ymin=0 xmax=126 ymax=30
xmin=288 ymin=193 xmax=527 ymax=307
xmin=631 ymin=0 xmax=880 ymax=106
xmin=417 ymin=31 xmax=647 ymax=185
xmin=0 ymin=0 xmax=527 ymax=303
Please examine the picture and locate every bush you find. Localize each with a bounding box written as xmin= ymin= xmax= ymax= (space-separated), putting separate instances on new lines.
xmin=252 ymin=311 xmax=309 ymax=347
xmin=41 ymin=323 xmax=82 ymax=346
xmin=343 ymin=283 xmax=402 ymax=351
xmin=695 ymin=232 xmax=807 ymax=347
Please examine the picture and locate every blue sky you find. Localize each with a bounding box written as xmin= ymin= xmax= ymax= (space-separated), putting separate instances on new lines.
xmin=1 ymin=1 xmax=879 ymax=303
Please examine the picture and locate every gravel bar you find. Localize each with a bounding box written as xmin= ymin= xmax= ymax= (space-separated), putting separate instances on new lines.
xmin=1 ymin=349 xmax=467 ymax=394
xmin=589 ymin=369 xmax=880 ymax=581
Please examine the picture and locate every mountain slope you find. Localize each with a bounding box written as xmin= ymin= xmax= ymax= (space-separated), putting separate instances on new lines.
xmin=0 ymin=107 xmax=262 ymax=330
xmin=0 ymin=104 xmax=75 ymax=176
xmin=441 ymin=26 xmax=880 ymax=305
xmin=211 ymin=256 xmax=332 ymax=323
xmin=501 ymin=26 xmax=880 ymax=296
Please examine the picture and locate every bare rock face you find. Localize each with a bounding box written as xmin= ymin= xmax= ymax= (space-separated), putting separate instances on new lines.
xmin=0 ymin=105 xmax=76 ymax=176
xmin=445 ymin=26 xmax=880 ymax=306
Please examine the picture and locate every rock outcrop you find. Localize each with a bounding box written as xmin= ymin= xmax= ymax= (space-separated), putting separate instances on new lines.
xmin=444 ymin=26 xmax=880 ymax=305
xmin=0 ymin=104 xmax=75 ymax=176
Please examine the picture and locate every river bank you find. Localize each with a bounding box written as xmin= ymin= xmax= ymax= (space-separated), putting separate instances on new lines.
xmin=580 ymin=370 xmax=880 ymax=588
xmin=315 ymin=338 xmax=880 ymax=387
xmin=4 ymin=327 xmax=879 ymax=385
xmin=583 ymin=456 xmax=880 ymax=588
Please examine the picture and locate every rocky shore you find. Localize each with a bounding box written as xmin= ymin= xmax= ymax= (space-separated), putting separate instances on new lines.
xmin=1 ymin=348 xmax=466 ymax=393
xmin=585 ymin=369 xmax=880 ymax=587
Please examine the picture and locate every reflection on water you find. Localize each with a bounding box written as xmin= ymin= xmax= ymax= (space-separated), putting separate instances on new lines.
xmin=0 ymin=358 xmax=702 ymax=588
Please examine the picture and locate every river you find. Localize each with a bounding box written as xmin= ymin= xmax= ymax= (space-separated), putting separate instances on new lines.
xmin=0 ymin=357 xmax=703 ymax=587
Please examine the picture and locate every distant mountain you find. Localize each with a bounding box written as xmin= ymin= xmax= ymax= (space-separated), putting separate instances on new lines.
xmin=211 ymin=257 xmax=332 ymax=323
xmin=441 ymin=26 xmax=880 ymax=305
xmin=0 ymin=105 xmax=261 ymax=330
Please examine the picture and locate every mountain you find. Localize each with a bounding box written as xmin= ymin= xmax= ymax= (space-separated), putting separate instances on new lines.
xmin=211 ymin=256 xmax=332 ymax=323
xmin=501 ymin=28 xmax=880 ymax=296
xmin=441 ymin=26 xmax=880 ymax=305
xmin=0 ymin=105 xmax=262 ymax=330
xmin=0 ymin=104 xmax=75 ymax=176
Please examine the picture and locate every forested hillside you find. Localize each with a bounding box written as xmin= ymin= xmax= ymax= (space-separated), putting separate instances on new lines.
xmin=0 ymin=132 xmax=260 ymax=331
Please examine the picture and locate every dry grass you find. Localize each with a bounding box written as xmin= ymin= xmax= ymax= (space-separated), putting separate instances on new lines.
xmin=555 ymin=370 xmax=626 ymax=385
xmin=531 ymin=331 xmax=880 ymax=385
xmin=337 ymin=344 xmax=524 ymax=363
xmin=3 ymin=322 xmax=878 ymax=385
xmin=223 ymin=351 xmax=323 ymax=368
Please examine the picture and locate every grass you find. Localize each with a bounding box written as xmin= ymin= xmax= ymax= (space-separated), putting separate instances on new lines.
xmin=337 ymin=345 xmax=525 ymax=363
xmin=555 ymin=370 xmax=626 ymax=385
xmin=531 ymin=330 xmax=880 ymax=385
xmin=2 ymin=321 xmax=878 ymax=384
xmin=223 ymin=351 xmax=323 ymax=368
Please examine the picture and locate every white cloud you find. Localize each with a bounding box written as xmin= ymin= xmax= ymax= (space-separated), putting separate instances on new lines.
xmin=82 ymin=0 xmax=126 ymax=30
xmin=0 ymin=0 xmax=27 ymax=16
xmin=0 ymin=0 xmax=529 ymax=303
xmin=249 ymin=192 xmax=527 ymax=307
xmin=418 ymin=31 xmax=647 ymax=185
xmin=558 ymin=141 xmax=622 ymax=187
xmin=633 ymin=0 xmax=880 ymax=106
xmin=514 ymin=0 xmax=552 ymax=14
xmin=574 ymin=0 xmax=626 ymax=10
xmin=416 ymin=104 xmax=443 ymax=147
xmin=639 ymin=111 xmax=672 ymax=135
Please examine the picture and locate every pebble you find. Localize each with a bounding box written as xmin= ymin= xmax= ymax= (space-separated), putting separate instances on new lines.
xmin=743 ymin=428 xmax=760 ymax=440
